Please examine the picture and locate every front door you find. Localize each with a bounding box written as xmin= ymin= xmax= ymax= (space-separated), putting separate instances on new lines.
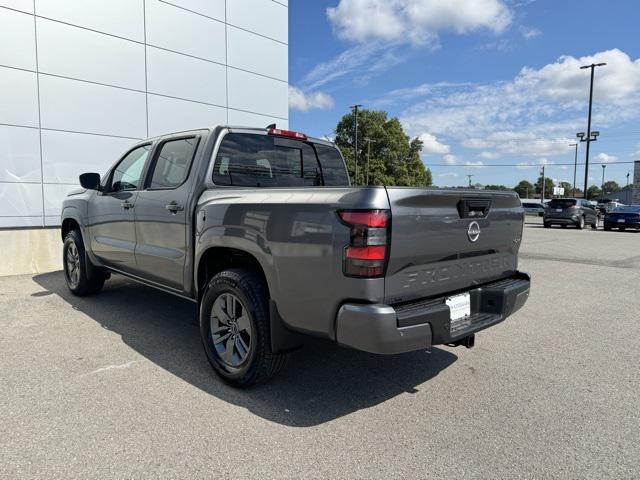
xmin=133 ymin=136 xmax=200 ymax=290
xmin=88 ymin=144 xmax=152 ymax=269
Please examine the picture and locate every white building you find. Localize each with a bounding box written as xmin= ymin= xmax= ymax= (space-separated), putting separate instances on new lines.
xmin=0 ymin=0 xmax=289 ymax=229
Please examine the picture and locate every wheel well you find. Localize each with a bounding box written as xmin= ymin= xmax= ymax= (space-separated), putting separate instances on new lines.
xmin=61 ymin=218 xmax=80 ymax=241
xmin=197 ymin=247 xmax=269 ymax=300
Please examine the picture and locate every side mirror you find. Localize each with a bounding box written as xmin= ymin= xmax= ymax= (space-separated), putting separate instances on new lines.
xmin=79 ymin=172 xmax=101 ymax=190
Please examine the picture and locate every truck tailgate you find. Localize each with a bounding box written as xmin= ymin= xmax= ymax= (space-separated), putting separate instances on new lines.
xmin=384 ymin=188 xmax=523 ymax=304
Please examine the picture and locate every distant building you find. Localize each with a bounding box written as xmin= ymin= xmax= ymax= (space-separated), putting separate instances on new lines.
xmin=0 ymin=0 xmax=289 ymax=228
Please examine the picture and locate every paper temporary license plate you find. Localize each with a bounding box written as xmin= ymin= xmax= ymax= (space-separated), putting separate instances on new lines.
xmin=446 ymin=292 xmax=471 ymax=322
xmin=556 ymin=208 xmax=563 ymax=212
xmin=618 ymin=219 xmax=626 ymax=223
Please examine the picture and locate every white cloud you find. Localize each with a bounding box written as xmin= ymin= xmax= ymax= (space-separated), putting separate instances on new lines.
xmin=519 ymin=26 xmax=541 ymax=39
xmin=289 ymin=86 xmax=335 ymax=112
xmin=400 ymin=49 xmax=640 ymax=157
xmin=327 ymin=0 xmax=512 ymax=45
xmin=439 ymin=171 xmax=459 ymax=178
xmin=465 ymin=161 xmax=485 ymax=168
xmin=443 ymin=154 xmax=458 ymax=165
xmin=479 ymin=151 xmax=500 ymax=159
xmin=595 ymin=153 xmax=617 ymax=163
xmin=419 ymin=133 xmax=450 ymax=154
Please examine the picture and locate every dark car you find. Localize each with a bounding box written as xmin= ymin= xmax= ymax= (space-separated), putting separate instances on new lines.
xmin=543 ymin=198 xmax=598 ymax=229
xmin=603 ymin=205 xmax=640 ymax=231
xmin=522 ymin=202 xmax=545 ymax=217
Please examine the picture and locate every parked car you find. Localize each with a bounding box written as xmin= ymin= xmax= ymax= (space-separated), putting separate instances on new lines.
xmin=597 ymin=198 xmax=625 ymax=215
xmin=60 ymin=126 xmax=530 ymax=387
xmin=521 ymin=201 xmax=545 ymax=216
xmin=603 ymin=205 xmax=640 ymax=231
xmin=543 ymin=198 xmax=598 ymax=229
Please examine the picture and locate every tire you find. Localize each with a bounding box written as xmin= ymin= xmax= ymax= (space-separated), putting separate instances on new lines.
xmin=619 ymin=226 xmax=626 ymax=231
xmin=199 ymin=268 xmax=288 ymax=388
xmin=591 ymin=220 xmax=598 ymax=230
xmin=604 ymin=226 xmax=611 ymax=231
xmin=577 ymin=216 xmax=585 ymax=230
xmin=561 ymin=224 xmax=567 ymax=229
xmin=63 ymin=229 xmax=105 ymax=296
xmin=543 ymin=222 xmax=551 ymax=229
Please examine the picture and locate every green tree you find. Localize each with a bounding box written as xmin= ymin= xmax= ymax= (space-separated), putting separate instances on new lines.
xmin=586 ymin=185 xmax=601 ymax=199
xmin=334 ymin=109 xmax=432 ymax=187
xmin=513 ymin=180 xmax=535 ymax=198
xmin=536 ymin=175 xmax=554 ymax=198
xmin=602 ymin=180 xmax=620 ymax=193
xmin=484 ymin=184 xmax=510 ymax=191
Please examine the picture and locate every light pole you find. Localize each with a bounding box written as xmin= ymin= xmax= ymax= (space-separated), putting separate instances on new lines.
xmin=350 ymin=104 xmax=362 ymax=185
xmin=627 ymin=172 xmax=631 ymax=188
xmin=579 ymin=62 xmax=606 ymax=198
xmin=601 ymin=164 xmax=606 ymax=198
xmin=540 ymin=166 xmax=546 ymax=203
xmin=569 ymin=143 xmax=578 ymax=197
xmin=467 ymin=174 xmax=474 ymax=188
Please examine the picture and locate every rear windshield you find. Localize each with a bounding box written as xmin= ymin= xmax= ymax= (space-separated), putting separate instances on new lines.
xmin=522 ymin=203 xmax=542 ymax=208
xmin=548 ymin=199 xmax=577 ymax=209
xmin=212 ymin=133 xmax=349 ymax=187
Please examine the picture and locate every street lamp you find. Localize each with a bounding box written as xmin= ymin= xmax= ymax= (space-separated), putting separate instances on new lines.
xmin=601 ymin=164 xmax=606 ymax=198
xmin=627 ymin=172 xmax=631 ymax=188
xmin=569 ymin=143 xmax=578 ymax=197
xmin=579 ymin=62 xmax=606 ymax=198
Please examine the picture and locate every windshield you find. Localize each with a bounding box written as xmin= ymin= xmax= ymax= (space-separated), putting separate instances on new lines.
xmin=548 ymin=199 xmax=577 ymax=209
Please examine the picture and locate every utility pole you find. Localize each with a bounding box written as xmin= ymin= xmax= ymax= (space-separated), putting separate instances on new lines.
xmin=540 ymin=166 xmax=546 ymax=203
xmin=364 ymin=138 xmax=375 ymax=185
xmin=467 ymin=174 xmax=474 ymax=188
xmin=627 ymin=172 xmax=631 ymax=188
xmin=569 ymin=143 xmax=578 ymax=197
xmin=601 ymin=164 xmax=606 ymax=197
xmin=350 ymin=104 xmax=362 ymax=185
xmin=579 ymin=62 xmax=606 ymax=197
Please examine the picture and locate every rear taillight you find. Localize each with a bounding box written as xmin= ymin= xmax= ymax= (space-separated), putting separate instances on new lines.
xmin=338 ymin=209 xmax=390 ymax=278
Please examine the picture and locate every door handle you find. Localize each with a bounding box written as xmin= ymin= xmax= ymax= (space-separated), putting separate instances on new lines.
xmin=165 ymin=201 xmax=184 ymax=213
xmin=121 ymin=200 xmax=134 ymax=210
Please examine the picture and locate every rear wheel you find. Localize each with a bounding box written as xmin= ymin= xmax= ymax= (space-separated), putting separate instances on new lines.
xmin=577 ymin=215 xmax=585 ymax=230
xmin=199 ymin=268 xmax=287 ymax=388
xmin=619 ymin=226 xmax=626 ymax=231
xmin=604 ymin=226 xmax=611 ymax=231
xmin=591 ymin=220 xmax=598 ymax=229
xmin=63 ymin=230 xmax=105 ymax=296
xmin=561 ymin=224 xmax=568 ymax=229
xmin=543 ymin=222 xmax=551 ymax=229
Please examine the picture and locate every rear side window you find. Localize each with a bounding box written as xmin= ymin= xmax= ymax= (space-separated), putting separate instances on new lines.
xmin=315 ymin=144 xmax=349 ymax=186
xmin=148 ymin=137 xmax=198 ymax=189
xmin=212 ymin=133 xmax=348 ymax=187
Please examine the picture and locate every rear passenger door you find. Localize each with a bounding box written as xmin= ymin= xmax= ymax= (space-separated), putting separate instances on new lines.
xmin=133 ymin=135 xmax=201 ymax=290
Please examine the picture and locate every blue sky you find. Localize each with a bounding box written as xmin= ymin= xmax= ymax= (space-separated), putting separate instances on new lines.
xmin=288 ymin=0 xmax=640 ymax=189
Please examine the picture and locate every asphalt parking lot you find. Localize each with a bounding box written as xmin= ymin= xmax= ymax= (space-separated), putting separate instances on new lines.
xmin=1 ymin=222 xmax=639 ymax=479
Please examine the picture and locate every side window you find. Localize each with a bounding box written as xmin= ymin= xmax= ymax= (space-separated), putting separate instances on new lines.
xmin=315 ymin=145 xmax=350 ymax=186
xmin=110 ymin=145 xmax=151 ymax=192
xmin=148 ymin=137 xmax=198 ymax=189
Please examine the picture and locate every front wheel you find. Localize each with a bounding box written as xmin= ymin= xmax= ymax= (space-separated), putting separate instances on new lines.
xmin=577 ymin=216 xmax=585 ymax=230
xmin=63 ymin=230 xmax=105 ymax=296
xmin=200 ymin=268 xmax=288 ymax=388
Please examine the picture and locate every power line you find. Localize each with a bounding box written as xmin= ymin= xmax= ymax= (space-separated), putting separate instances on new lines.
xmin=427 ymin=160 xmax=639 ymax=167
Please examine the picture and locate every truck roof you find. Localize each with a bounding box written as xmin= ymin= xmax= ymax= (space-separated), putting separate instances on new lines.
xmin=146 ymin=125 xmax=336 ymax=148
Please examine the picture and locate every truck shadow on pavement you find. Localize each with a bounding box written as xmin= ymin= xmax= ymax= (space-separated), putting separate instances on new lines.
xmin=34 ymin=272 xmax=458 ymax=428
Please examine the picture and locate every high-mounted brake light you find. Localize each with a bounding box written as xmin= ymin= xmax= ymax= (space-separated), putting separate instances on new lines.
xmin=338 ymin=209 xmax=390 ymax=278
xmin=267 ymin=128 xmax=308 ymax=141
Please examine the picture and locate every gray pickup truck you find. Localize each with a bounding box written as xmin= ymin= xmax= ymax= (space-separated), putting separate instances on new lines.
xmin=61 ymin=126 xmax=530 ymax=387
